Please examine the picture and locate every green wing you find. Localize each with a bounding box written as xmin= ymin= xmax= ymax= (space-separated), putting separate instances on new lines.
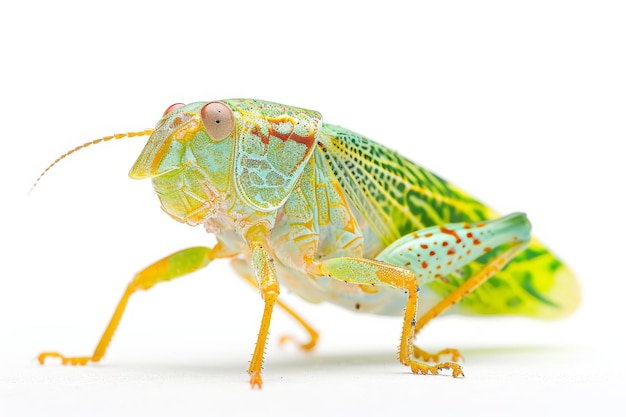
xmin=319 ymin=124 xmax=579 ymax=319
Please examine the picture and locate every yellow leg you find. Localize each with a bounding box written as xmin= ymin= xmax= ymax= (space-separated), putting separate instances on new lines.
xmin=234 ymin=262 xmax=319 ymax=352
xmin=412 ymin=347 xmax=464 ymax=363
xmin=316 ymin=214 xmax=531 ymax=376
xmin=366 ymin=213 xmax=532 ymax=370
xmin=247 ymin=244 xmax=280 ymax=389
xmin=276 ymin=302 xmax=319 ymax=351
xmin=411 ymin=241 xmax=529 ymax=363
xmin=313 ymin=257 xmax=464 ymax=377
xmin=38 ymin=246 xmax=221 ymax=366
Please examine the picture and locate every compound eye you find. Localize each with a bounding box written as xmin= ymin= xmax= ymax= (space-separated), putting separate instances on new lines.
xmin=163 ymin=103 xmax=185 ymax=116
xmin=201 ymin=101 xmax=234 ymax=141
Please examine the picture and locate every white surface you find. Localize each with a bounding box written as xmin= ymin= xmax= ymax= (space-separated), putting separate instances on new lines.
xmin=1 ymin=0 xmax=625 ymax=415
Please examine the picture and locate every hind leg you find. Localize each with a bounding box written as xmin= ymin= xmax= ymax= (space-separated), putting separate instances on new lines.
xmin=375 ymin=213 xmax=531 ymax=370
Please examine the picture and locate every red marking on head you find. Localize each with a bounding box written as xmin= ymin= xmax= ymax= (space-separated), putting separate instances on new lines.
xmin=420 ymin=244 xmax=429 ymax=249
xmin=466 ymin=232 xmax=473 ymax=238
xmin=477 ymin=223 xmax=486 ymax=228
xmin=429 ymin=251 xmax=435 ymax=256
xmin=442 ymin=241 xmax=449 ymax=247
xmin=447 ymin=249 xmax=456 ymax=255
xmin=440 ymin=226 xmax=462 ymax=244
xmin=421 ymin=261 xmax=428 ymax=269
xmin=473 ymin=239 xmax=481 ymax=245
xmin=269 ymin=116 xmax=316 ymax=147
xmin=425 ymin=233 xmax=433 ymax=237
xmin=163 ymin=103 xmax=185 ymax=116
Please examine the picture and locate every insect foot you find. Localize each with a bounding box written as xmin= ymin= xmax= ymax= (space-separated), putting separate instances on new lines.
xmin=412 ymin=346 xmax=465 ymax=363
xmin=409 ymin=361 xmax=465 ymax=378
xmin=278 ymin=334 xmax=317 ymax=351
xmin=38 ymin=352 xmax=96 ymax=366
xmin=249 ymin=371 xmax=263 ymax=389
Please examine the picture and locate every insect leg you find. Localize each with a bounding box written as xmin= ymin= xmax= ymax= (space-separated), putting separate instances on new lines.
xmin=231 ymin=258 xmax=319 ymax=351
xmin=38 ymin=245 xmax=224 ymax=366
xmin=309 ymin=257 xmax=464 ymax=377
xmin=376 ymin=213 xmax=531 ymax=367
xmin=246 ymin=240 xmax=280 ymax=389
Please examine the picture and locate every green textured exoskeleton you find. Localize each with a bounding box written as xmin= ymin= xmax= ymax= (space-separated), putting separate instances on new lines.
xmin=36 ymin=99 xmax=580 ymax=388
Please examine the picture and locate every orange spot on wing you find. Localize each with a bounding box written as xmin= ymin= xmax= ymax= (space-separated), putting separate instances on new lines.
xmin=440 ymin=226 xmax=462 ymax=244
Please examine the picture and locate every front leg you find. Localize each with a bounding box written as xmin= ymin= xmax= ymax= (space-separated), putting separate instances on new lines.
xmin=38 ymin=246 xmax=223 ymax=366
xmin=246 ymin=227 xmax=281 ymax=389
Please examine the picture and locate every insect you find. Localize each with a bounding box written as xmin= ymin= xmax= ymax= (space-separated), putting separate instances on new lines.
xmin=33 ymin=99 xmax=580 ymax=388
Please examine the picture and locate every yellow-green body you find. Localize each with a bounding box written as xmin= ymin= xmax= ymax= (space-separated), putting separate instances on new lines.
xmin=37 ymin=98 xmax=580 ymax=387
xmin=131 ymin=99 xmax=579 ymax=320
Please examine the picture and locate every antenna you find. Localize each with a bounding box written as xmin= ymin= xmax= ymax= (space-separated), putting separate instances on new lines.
xmin=29 ymin=129 xmax=154 ymax=194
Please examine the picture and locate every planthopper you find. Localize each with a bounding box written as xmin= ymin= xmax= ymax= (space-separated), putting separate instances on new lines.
xmin=32 ymin=99 xmax=580 ymax=388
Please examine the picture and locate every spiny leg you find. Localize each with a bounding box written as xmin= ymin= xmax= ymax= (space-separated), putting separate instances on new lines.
xmin=376 ymin=213 xmax=531 ymax=367
xmin=231 ymin=258 xmax=319 ymax=351
xmin=412 ymin=347 xmax=464 ymax=363
xmin=39 ymin=245 xmax=225 ymax=366
xmin=411 ymin=241 xmax=528 ymax=360
xmin=309 ymin=257 xmax=463 ymax=377
xmin=246 ymin=237 xmax=281 ymax=389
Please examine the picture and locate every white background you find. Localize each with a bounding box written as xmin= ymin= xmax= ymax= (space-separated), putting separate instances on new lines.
xmin=1 ymin=0 xmax=625 ymax=415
